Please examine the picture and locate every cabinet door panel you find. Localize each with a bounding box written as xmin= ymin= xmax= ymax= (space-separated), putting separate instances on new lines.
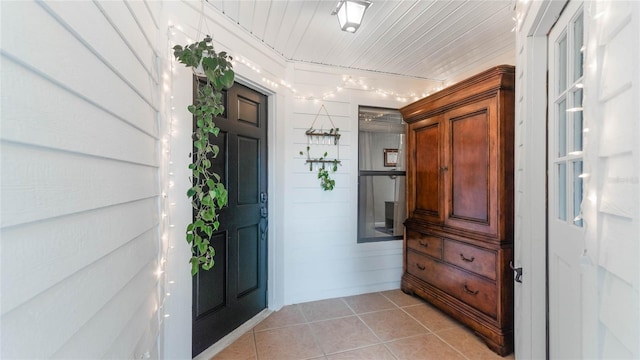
xmin=445 ymin=99 xmax=498 ymax=236
xmin=408 ymin=117 xmax=444 ymax=224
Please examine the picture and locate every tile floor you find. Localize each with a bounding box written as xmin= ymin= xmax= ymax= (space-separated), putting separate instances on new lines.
xmin=211 ymin=290 xmax=515 ymax=360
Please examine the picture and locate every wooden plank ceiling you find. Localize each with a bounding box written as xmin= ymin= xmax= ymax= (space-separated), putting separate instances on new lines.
xmin=205 ymin=0 xmax=516 ymax=84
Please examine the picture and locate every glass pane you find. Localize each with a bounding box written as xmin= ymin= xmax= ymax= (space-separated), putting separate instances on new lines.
xmin=558 ymin=99 xmax=567 ymax=157
xmin=358 ymin=175 xmax=406 ymax=239
xmin=558 ymin=33 xmax=568 ymax=94
xmin=572 ymin=89 xmax=583 ymax=152
xmin=558 ymin=163 xmax=567 ymax=221
xmin=359 ymin=107 xmax=405 ymax=171
xmin=573 ymin=12 xmax=584 ymax=81
xmin=573 ymin=160 xmax=584 ymax=227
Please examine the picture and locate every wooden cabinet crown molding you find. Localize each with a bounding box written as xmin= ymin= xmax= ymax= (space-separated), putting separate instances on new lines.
xmin=400 ymin=65 xmax=515 ymax=123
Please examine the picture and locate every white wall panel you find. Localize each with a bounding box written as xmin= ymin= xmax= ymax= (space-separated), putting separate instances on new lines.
xmin=282 ymin=63 xmax=422 ymax=305
xmin=52 ymin=260 xmax=158 ymax=359
xmin=1 ymin=143 xmax=158 ymax=227
xmin=1 ymin=198 xmax=158 ymax=314
xmin=44 ymin=0 xmax=159 ymax=101
xmin=1 ymin=0 xmax=161 ymax=358
xmin=1 ymin=230 xmax=157 ymax=358
xmin=1 ymin=60 xmax=157 ymax=166
xmin=1 ymin=1 xmax=158 ymax=137
xmin=582 ymin=1 xmax=640 ymax=357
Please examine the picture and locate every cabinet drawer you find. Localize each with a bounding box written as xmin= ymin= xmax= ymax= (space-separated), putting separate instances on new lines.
xmin=406 ymin=230 xmax=442 ymax=259
xmin=443 ymin=240 xmax=496 ymax=280
xmin=407 ymin=250 xmax=498 ymax=318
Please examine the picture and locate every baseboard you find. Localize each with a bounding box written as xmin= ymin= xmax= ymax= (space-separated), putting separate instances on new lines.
xmin=192 ymin=308 xmax=273 ymax=360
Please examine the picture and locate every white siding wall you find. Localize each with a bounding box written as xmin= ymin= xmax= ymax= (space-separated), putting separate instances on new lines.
xmin=582 ymin=1 xmax=640 ymax=357
xmin=1 ymin=1 xmax=162 ymax=358
xmin=284 ymin=64 xmax=418 ymax=304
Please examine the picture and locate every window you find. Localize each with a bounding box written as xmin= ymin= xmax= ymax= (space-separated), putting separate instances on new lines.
xmin=552 ymin=11 xmax=585 ymax=227
xmin=358 ymin=106 xmax=406 ymax=243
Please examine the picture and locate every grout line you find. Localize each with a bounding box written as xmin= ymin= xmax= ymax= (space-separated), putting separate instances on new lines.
xmin=298 ymin=304 xmax=327 ymax=358
xmin=394 ymin=299 xmax=472 ymax=360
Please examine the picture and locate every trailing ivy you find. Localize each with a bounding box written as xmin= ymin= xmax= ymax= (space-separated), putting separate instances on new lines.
xmin=173 ymin=35 xmax=234 ymax=275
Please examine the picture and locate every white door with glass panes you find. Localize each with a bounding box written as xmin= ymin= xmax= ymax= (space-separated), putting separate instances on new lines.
xmin=548 ymin=1 xmax=586 ymax=358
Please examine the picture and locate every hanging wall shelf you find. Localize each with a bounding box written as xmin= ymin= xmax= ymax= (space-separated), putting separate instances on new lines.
xmin=300 ymin=104 xmax=341 ymax=191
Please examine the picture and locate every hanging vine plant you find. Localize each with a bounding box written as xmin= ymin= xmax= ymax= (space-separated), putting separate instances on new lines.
xmin=173 ymin=35 xmax=234 ymax=275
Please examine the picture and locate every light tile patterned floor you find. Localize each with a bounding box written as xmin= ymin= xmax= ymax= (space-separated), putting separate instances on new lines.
xmin=211 ymin=290 xmax=515 ymax=360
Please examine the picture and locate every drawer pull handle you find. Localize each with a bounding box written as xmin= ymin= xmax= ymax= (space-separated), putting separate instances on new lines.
xmin=416 ymin=263 xmax=426 ymax=271
xmin=463 ymin=284 xmax=479 ymax=295
xmin=418 ymin=240 xmax=429 ymax=247
xmin=460 ymin=254 xmax=475 ymax=263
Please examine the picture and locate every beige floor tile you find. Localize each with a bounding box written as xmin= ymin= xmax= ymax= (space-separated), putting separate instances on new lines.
xmin=254 ymin=323 xmax=323 ymax=360
xmin=402 ymin=303 xmax=461 ymax=333
xmin=309 ymin=315 xmax=380 ymax=355
xmin=300 ymin=298 xmax=354 ymax=322
xmin=343 ymin=293 xmax=396 ymax=314
xmin=211 ymin=331 xmax=257 ymax=360
xmin=386 ymin=334 xmax=466 ymax=360
xmin=254 ymin=304 xmax=306 ymax=331
xmin=380 ymin=289 xmax=424 ymax=307
xmin=359 ymin=309 xmax=429 ymax=341
xmin=325 ymin=344 xmax=397 ymax=360
xmin=437 ymin=326 xmax=514 ymax=359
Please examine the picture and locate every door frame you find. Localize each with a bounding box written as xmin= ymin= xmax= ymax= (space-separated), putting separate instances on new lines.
xmin=514 ymin=1 xmax=568 ymax=359
xmin=233 ymin=74 xmax=283 ymax=313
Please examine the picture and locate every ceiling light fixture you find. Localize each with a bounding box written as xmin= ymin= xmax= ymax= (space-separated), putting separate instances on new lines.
xmin=331 ymin=0 xmax=372 ymax=33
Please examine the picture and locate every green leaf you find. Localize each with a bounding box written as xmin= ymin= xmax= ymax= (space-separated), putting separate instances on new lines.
xmin=221 ymin=70 xmax=235 ymax=89
xmin=202 ymin=209 xmax=214 ymax=221
xmin=204 ymin=225 xmax=213 ymax=237
xmin=191 ymin=260 xmax=199 ymax=276
xmin=204 ymin=69 xmax=218 ymax=86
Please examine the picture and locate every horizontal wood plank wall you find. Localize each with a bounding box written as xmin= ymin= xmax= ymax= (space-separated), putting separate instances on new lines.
xmin=1 ymin=0 xmax=162 ymax=358
xmin=583 ymin=2 xmax=640 ymax=357
xmin=284 ymin=67 xmax=409 ymax=304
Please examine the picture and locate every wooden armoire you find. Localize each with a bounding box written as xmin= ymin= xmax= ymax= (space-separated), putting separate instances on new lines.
xmin=399 ymin=65 xmax=515 ymax=356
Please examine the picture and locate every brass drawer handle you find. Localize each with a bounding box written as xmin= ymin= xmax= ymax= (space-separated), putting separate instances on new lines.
xmin=460 ymin=254 xmax=475 ymax=263
xmin=463 ymin=284 xmax=479 ymax=295
xmin=416 ymin=263 xmax=426 ymax=271
xmin=418 ymin=240 xmax=429 ymax=247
